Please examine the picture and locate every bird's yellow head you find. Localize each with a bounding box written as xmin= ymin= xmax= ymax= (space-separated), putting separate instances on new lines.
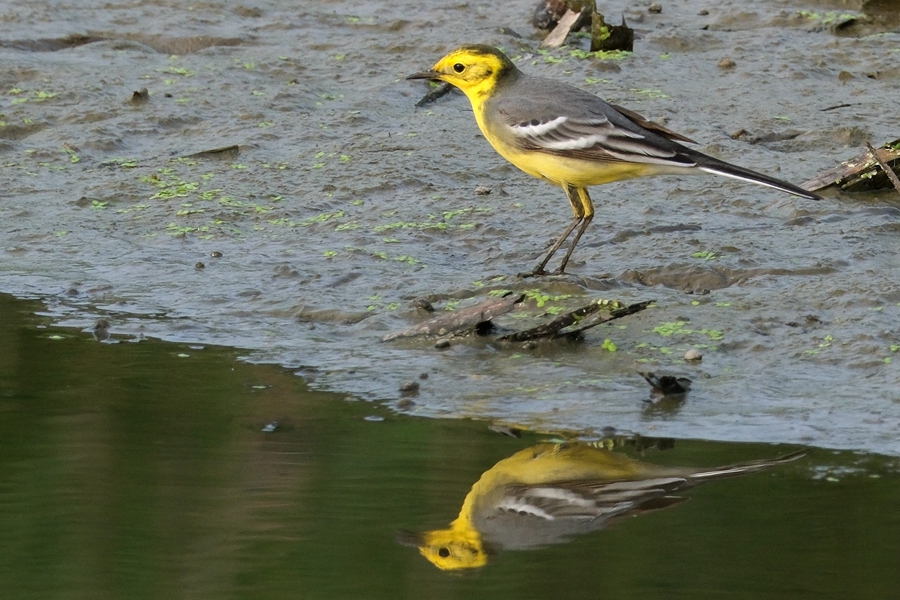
xmin=407 ymin=44 xmax=518 ymax=101
xmin=397 ymin=526 xmax=490 ymax=571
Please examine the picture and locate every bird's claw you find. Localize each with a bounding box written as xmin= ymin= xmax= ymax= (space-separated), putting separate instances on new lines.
xmin=518 ymin=268 xmax=547 ymax=278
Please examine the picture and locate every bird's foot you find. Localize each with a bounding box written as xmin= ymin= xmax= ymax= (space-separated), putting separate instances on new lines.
xmin=517 ymin=267 xmax=547 ymax=278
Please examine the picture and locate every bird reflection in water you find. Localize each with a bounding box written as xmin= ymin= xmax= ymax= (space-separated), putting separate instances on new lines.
xmin=400 ymin=441 xmax=803 ymax=571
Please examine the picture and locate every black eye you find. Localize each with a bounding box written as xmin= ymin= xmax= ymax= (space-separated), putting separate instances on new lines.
xmin=438 ymin=547 xmax=451 ymax=558
xmin=453 ymin=63 xmax=465 ymax=73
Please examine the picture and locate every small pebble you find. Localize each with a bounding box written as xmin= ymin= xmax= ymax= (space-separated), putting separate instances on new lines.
xmin=698 ymin=9 xmax=709 ymax=16
xmin=434 ymin=338 xmax=451 ymax=349
xmin=718 ymin=57 xmax=736 ymax=69
xmin=399 ymin=380 xmax=420 ymax=395
xmin=684 ymin=348 xmax=703 ymax=361
xmin=474 ymin=185 xmax=492 ymax=195
xmin=92 ymin=318 xmax=111 ymax=341
xmin=130 ymin=87 xmax=149 ymax=104
xmin=413 ymin=298 xmax=434 ymax=312
xmin=649 ymin=2 xmax=662 ymax=13
xmin=195 ymin=261 xmax=205 ymax=269
xmin=488 ymin=424 xmax=522 ymax=438
xmin=396 ymin=398 xmax=416 ymax=410
xmin=210 ymin=251 xmax=223 ymax=258
xmin=419 ymin=372 xmax=429 ymax=380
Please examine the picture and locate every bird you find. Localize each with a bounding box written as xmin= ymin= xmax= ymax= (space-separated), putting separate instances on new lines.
xmin=407 ymin=45 xmax=822 ymax=276
xmin=398 ymin=441 xmax=805 ymax=570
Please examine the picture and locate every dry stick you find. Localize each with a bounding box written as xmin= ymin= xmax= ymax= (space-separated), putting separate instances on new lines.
xmin=542 ymin=9 xmax=583 ymax=48
xmin=866 ymin=141 xmax=900 ymax=195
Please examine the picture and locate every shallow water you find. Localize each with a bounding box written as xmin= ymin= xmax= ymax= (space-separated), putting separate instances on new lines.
xmin=2 ymin=293 xmax=900 ymax=599
xmin=1 ymin=0 xmax=900 ymax=454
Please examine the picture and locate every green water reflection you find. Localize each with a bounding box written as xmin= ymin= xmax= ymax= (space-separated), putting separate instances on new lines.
xmin=1 ymin=293 xmax=899 ymax=599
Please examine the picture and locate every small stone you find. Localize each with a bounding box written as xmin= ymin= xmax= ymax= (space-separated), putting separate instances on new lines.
xmin=684 ymin=348 xmax=703 ymax=361
xmin=210 ymin=251 xmax=223 ymax=258
xmin=396 ymin=398 xmax=416 ymax=410
xmin=130 ymin=87 xmax=149 ymax=105
xmin=474 ymin=185 xmax=492 ymax=195
xmin=419 ymin=372 xmax=429 ymax=380
xmin=195 ymin=261 xmax=205 ymax=269
xmin=92 ymin=318 xmax=111 ymax=341
xmin=399 ymin=380 xmax=420 ymax=395
xmin=648 ymin=3 xmax=662 ymax=13
xmin=413 ymin=298 xmax=434 ymax=312
xmin=434 ymin=338 xmax=451 ymax=349
xmin=698 ymin=9 xmax=709 ymax=16
xmin=488 ymin=424 xmax=522 ymax=438
xmin=718 ymin=57 xmax=736 ymax=69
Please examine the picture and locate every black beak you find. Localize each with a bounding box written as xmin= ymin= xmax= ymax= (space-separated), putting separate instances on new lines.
xmin=395 ymin=530 xmax=426 ymax=547
xmin=406 ymin=71 xmax=441 ymax=81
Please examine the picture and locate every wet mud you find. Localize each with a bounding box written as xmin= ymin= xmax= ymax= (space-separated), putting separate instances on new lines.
xmin=2 ymin=0 xmax=899 ymax=453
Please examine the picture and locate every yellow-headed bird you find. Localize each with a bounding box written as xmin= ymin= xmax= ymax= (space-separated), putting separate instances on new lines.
xmin=408 ymin=45 xmax=821 ymax=276
xmin=399 ymin=442 xmax=804 ymax=570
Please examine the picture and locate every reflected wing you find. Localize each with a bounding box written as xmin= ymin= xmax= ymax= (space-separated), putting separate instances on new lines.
xmin=473 ymin=477 xmax=689 ymax=549
xmin=499 ymin=476 xmax=688 ymax=519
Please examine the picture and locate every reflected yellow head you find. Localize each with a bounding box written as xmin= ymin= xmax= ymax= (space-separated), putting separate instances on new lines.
xmin=416 ymin=526 xmax=489 ymax=571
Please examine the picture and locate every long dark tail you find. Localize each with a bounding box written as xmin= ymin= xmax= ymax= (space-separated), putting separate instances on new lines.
xmin=696 ymin=155 xmax=822 ymax=200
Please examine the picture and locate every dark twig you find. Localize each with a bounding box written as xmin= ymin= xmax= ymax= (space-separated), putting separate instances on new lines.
xmin=498 ymin=300 xmax=651 ymax=342
xmin=415 ymin=82 xmax=453 ymax=107
xmin=866 ymin=141 xmax=900 ymax=195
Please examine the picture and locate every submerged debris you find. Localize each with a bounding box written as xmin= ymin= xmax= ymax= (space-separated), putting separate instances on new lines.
xmin=183 ymin=145 xmax=241 ymax=160
xmin=640 ymin=372 xmax=692 ymax=397
xmin=384 ymin=293 xmax=650 ymax=345
xmin=498 ymin=299 xmax=651 ymax=342
xmin=383 ymin=293 xmax=524 ymax=341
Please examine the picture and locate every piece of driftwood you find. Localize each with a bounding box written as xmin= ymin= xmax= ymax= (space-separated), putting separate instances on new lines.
xmin=498 ymin=299 xmax=651 ymax=342
xmin=542 ymin=8 xmax=584 ymax=48
xmin=184 ymin=145 xmax=241 ymax=160
xmin=382 ymin=293 xmax=524 ymax=341
xmin=866 ymin=142 xmax=900 ymax=194
xmin=591 ymin=12 xmax=634 ymax=52
xmin=801 ymin=139 xmax=900 ymax=192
